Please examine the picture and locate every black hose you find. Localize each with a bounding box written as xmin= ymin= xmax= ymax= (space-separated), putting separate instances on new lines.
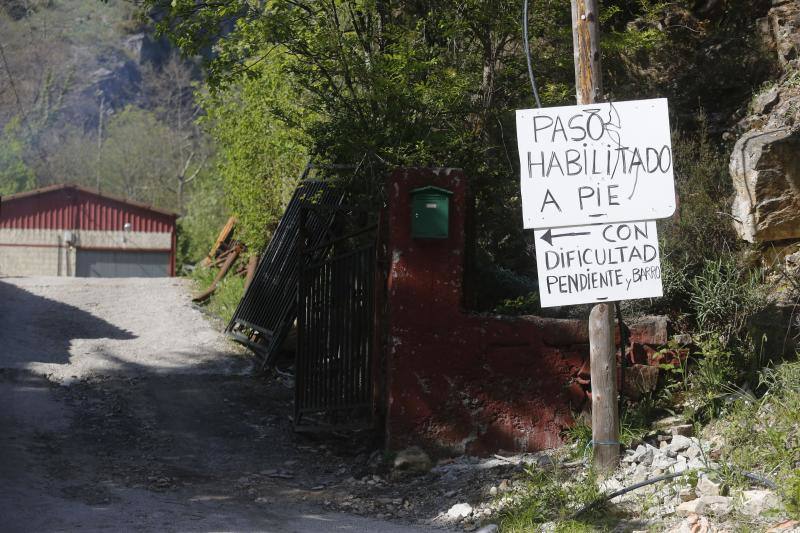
xmin=743 ymin=472 xmax=777 ymax=490
xmin=570 ymin=468 xmax=777 ymax=519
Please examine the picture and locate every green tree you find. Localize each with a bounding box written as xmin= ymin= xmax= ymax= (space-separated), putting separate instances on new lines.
xmin=199 ymin=55 xmax=308 ymax=252
xmin=0 ymin=118 xmax=35 ymax=194
xmin=145 ymin=0 xmax=769 ymax=283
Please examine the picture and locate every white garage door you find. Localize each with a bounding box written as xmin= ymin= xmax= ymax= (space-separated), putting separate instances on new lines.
xmin=76 ymin=250 xmax=170 ymax=278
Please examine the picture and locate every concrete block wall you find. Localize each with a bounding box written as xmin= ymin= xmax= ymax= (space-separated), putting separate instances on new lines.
xmin=0 ymin=229 xmax=72 ymax=276
xmin=0 ymin=228 xmax=172 ymax=276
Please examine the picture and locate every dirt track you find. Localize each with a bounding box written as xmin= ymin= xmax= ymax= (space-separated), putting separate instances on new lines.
xmin=0 ymin=277 xmax=437 ymax=532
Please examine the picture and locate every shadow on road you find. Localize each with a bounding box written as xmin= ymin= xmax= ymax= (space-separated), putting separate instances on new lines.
xmin=0 ymin=280 xmax=136 ymax=368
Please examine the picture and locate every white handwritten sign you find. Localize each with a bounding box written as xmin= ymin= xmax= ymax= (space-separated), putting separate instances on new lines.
xmin=517 ymin=98 xmax=675 ymax=229
xmin=534 ymin=220 xmax=663 ymax=307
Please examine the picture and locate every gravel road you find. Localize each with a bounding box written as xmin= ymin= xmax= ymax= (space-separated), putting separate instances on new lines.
xmin=0 ymin=277 xmax=249 ymax=382
xmin=0 ymin=277 xmax=439 ymax=533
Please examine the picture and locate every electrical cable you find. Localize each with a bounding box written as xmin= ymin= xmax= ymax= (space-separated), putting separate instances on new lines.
xmin=523 ymin=0 xmax=543 ymax=109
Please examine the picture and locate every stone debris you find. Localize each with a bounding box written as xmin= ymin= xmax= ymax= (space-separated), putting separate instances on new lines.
xmin=671 ymin=424 xmax=694 ymax=437
xmin=317 ymin=432 xmax=788 ymax=532
xmin=447 ymin=503 xmax=473 ymax=519
xmin=740 ymin=489 xmax=781 ymax=517
xmin=696 ymin=476 xmax=722 ymax=497
xmin=392 ymin=446 xmax=432 ymax=475
xmin=606 ymin=432 xmax=787 ymax=530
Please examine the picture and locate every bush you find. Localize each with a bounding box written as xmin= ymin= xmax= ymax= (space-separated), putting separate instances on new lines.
xmin=470 ymin=259 xmax=538 ymax=313
xmin=178 ymin=170 xmax=229 ymax=267
xmin=493 ymin=292 xmax=541 ymax=316
xmin=199 ymin=54 xmax=308 ymax=254
xmin=689 ymin=256 xmax=767 ymax=344
xmin=190 ymin=265 xmax=246 ymax=324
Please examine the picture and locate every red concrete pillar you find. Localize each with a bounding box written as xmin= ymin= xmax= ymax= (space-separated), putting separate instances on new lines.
xmin=385 ymin=168 xmax=468 ymax=323
xmin=383 ymin=168 xmax=469 ymax=449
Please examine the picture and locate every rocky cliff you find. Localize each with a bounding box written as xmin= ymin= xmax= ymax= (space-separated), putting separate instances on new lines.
xmin=730 ymin=0 xmax=800 ymax=244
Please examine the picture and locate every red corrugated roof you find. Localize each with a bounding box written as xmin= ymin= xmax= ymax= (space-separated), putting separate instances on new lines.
xmin=2 ymin=184 xmax=178 ymax=217
xmin=0 ymin=184 xmax=178 ymax=233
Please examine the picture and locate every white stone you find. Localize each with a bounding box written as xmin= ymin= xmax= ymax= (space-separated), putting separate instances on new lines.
xmin=696 ymin=476 xmax=721 ymax=497
xmin=632 ymin=463 xmax=649 ymax=483
xmin=740 ymin=489 xmax=781 ymax=516
xmin=672 ymin=456 xmax=688 ymax=474
xmin=676 ymin=499 xmax=703 ymax=517
xmin=639 ymin=447 xmax=654 ymax=467
xmin=700 ymin=495 xmax=732 ymax=516
xmin=652 ymin=453 xmax=677 ymax=470
xmin=687 ymin=457 xmax=706 ymax=470
xmin=677 ymin=495 xmax=732 ymax=517
xmin=393 ymin=446 xmax=432 ymax=473
xmin=668 ymin=435 xmax=693 ymax=453
xmin=600 ymin=478 xmax=623 ymax=493
xmin=684 ymin=446 xmax=701 ymax=459
xmin=447 ymin=503 xmax=473 ymax=520
xmin=625 ymin=444 xmax=655 ymax=466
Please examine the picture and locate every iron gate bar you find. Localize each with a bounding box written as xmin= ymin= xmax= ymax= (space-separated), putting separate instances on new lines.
xmin=294 ymin=227 xmax=376 ymax=431
xmin=301 ymin=224 xmax=378 ymax=254
xmin=225 ymin=178 xmax=345 ymax=366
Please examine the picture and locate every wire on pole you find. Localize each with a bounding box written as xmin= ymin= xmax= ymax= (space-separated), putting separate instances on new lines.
xmin=523 ymin=0 xmax=543 ymax=109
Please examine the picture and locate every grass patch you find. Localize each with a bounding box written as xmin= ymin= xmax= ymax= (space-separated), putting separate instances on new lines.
xmin=563 ymin=395 xmax=660 ymax=459
xmin=717 ymin=360 xmax=800 ymax=516
xmin=497 ymin=466 xmax=616 ymax=532
xmin=189 ymin=265 xmax=246 ymax=324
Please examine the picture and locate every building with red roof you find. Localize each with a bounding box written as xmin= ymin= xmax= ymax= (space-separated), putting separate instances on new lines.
xmin=0 ymin=184 xmax=178 ymax=277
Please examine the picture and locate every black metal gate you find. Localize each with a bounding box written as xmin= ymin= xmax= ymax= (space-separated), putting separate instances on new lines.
xmin=226 ymin=178 xmax=344 ymax=367
xmin=294 ymin=226 xmax=377 ymax=431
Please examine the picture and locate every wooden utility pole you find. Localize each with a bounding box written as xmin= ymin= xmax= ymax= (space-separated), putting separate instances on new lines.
xmin=589 ymin=303 xmax=619 ymax=471
xmin=571 ymin=0 xmax=602 ymax=106
xmin=570 ymin=0 xmax=620 ymax=471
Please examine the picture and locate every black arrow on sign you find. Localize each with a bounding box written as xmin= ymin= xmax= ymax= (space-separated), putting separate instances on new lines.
xmin=540 ymin=228 xmax=591 ymax=246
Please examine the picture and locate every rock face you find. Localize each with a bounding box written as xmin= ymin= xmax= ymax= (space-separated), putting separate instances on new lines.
xmin=731 ymin=128 xmax=800 ymax=242
xmin=731 ymin=0 xmax=800 ymax=243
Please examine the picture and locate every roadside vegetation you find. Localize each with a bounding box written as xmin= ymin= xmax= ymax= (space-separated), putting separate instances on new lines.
xmin=189 ymin=265 xmax=245 ymax=324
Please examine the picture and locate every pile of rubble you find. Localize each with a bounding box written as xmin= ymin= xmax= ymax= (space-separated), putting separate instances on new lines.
xmin=305 ymin=427 xmax=796 ymax=532
xmin=418 ymin=426 xmax=796 ymax=532
xmin=609 ymin=431 xmax=789 ymax=531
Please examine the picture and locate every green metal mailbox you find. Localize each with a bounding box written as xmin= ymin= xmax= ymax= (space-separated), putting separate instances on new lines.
xmin=411 ymin=186 xmax=452 ymax=239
